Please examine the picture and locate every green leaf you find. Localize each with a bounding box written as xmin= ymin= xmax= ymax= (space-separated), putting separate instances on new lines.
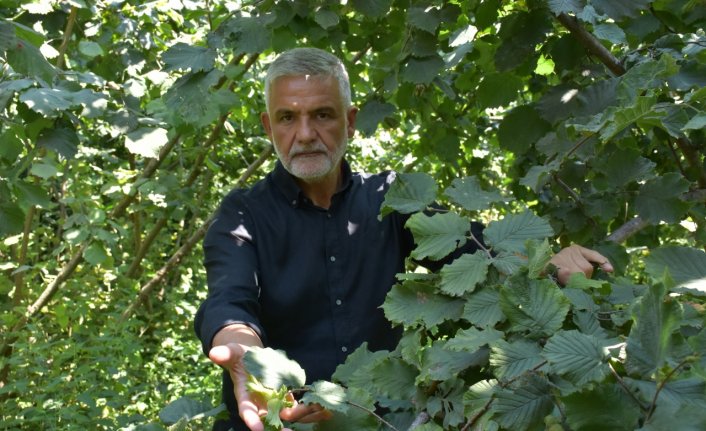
xmin=683 ymin=113 xmax=706 ymax=130
xmin=490 ymin=251 xmax=526 ymax=276
xmin=78 ymin=40 xmax=104 ymax=58
xmin=379 ymin=172 xmax=436 ymax=218
xmin=542 ymin=330 xmax=609 ymax=386
xmin=14 ymin=181 xmax=51 ymax=208
xmin=489 ymin=339 xmax=545 ymax=380
xmin=19 ymin=88 xmax=72 ymax=116
xmin=626 ymin=377 xmax=706 ymax=409
xmin=592 ymin=0 xmax=652 ymax=19
xmin=444 ymin=176 xmax=510 ymax=211
xmin=332 ymin=343 xmax=388 ymax=388
xmin=356 ymin=100 xmax=395 ymax=137
xmin=640 ymin=403 xmax=706 ymax=431
xmin=6 ymin=38 xmax=57 ymax=83
xmin=526 ymin=239 xmax=552 ymax=279
xmin=464 ymin=379 xmax=498 ymax=419
xmin=419 ymin=340 xmax=488 ymax=382
xmin=463 ymin=287 xmax=505 ymax=328
xmin=158 ymin=396 xmax=217 ymax=425
xmin=401 ymin=55 xmax=445 ymax=84
xmin=476 ymin=72 xmax=522 ymax=109
xmin=37 ymin=127 xmax=79 ymax=159
xmin=29 ymin=163 xmax=58 ymax=179
xmin=125 ymin=127 xmax=169 ymax=159
xmin=446 ymin=327 xmax=503 ymax=352
xmin=625 ymin=282 xmax=683 ymax=377
xmin=407 ymin=6 xmax=440 ymax=34
xmin=405 ymin=212 xmax=468 ymax=261
xmin=0 ymin=203 xmax=25 ymax=236
xmin=300 ymin=381 xmax=348 ymax=414
xmin=497 ymin=105 xmax=551 ymax=154
xmin=369 ymin=357 xmax=418 ymax=399
xmin=500 ymin=278 xmax=571 ymax=337
xmin=483 ymin=210 xmax=554 ymax=253
xmin=243 ymin=347 xmax=306 ymax=390
xmin=600 ymin=96 xmax=665 ymax=141
xmin=382 ymin=280 xmax=464 ymax=328
xmin=83 ymin=242 xmax=109 ymax=266
xmin=596 ymin=147 xmax=656 ymax=188
xmin=350 ymin=0 xmax=392 ymax=19
xmin=439 ymin=252 xmax=490 ymax=296
xmin=492 ymin=375 xmax=553 ymax=430
xmin=635 ymin=173 xmax=690 ymax=224
xmin=223 ymin=15 xmax=273 ymax=55
xmin=547 ymin=0 xmax=584 ymax=15
xmin=645 ymin=246 xmax=706 ymax=296
xmin=593 ymin=23 xmax=626 ymax=44
xmin=162 ymin=43 xmax=216 ymax=72
xmin=561 ymin=384 xmax=641 ymax=430
xmin=314 ymin=9 xmax=340 ymax=29
xmin=164 ymin=69 xmax=224 ymax=126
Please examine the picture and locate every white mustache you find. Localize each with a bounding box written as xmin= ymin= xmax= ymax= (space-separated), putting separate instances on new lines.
xmin=289 ymin=143 xmax=327 ymax=157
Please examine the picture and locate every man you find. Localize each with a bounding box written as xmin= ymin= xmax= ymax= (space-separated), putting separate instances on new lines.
xmin=194 ymin=47 xmax=613 ymax=431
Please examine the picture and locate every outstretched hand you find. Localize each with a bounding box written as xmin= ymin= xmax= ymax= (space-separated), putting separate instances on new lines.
xmin=208 ymin=344 xmax=331 ymax=431
xmin=548 ymin=244 xmax=614 ymax=285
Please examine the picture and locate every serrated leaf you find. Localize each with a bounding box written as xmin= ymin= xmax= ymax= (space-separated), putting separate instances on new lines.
xmin=37 ymin=127 xmax=79 ymax=159
xmin=0 ymin=203 xmax=25 ymax=236
xmin=159 ymin=396 xmax=215 ymax=425
xmin=519 ymin=160 xmax=560 ymax=192
xmin=224 ymin=15 xmax=273 ymax=55
xmin=419 ymin=340 xmax=488 ymax=383
xmin=635 ymin=173 xmax=690 ymax=224
xmin=500 ymin=278 xmax=570 ymax=337
xmin=379 ymin=172 xmax=436 ymax=218
xmin=492 ymin=375 xmax=553 ymax=430
xmin=682 ymin=112 xmax=706 ymax=130
xmin=83 ymin=242 xmax=109 ymax=266
xmin=543 ymin=330 xmax=609 ymax=386
xmin=547 ymin=0 xmax=584 ymax=15
xmin=406 ymin=212 xmax=468 ymax=261
xmin=243 ymin=347 xmax=306 ymax=390
xmin=484 ymin=211 xmax=554 ymax=253
xmin=464 ymin=379 xmax=498 ymax=416
xmin=490 ymin=339 xmax=545 ymax=380
xmin=625 ymin=282 xmax=683 ymax=378
xmin=626 ymin=377 xmax=706 ymax=409
xmin=490 ymin=251 xmax=526 ymax=276
xmin=332 ymin=343 xmax=388 ymax=388
xmin=6 ymin=38 xmax=57 ymax=83
xmin=561 ymin=384 xmax=641 ymax=430
xmin=596 ymin=147 xmax=656 ymax=188
xmin=446 ymin=327 xmax=503 ymax=352
xmin=382 ymin=280 xmax=464 ymax=328
xmin=593 ymin=23 xmax=626 ymax=44
xmin=125 ymin=127 xmax=169 ymax=159
xmin=527 ymin=239 xmax=552 ymax=279
xmin=640 ymin=403 xmax=706 ymax=431
xmin=356 ymin=100 xmax=395 ymax=136
xmin=444 ymin=176 xmax=509 ymax=211
xmin=592 ymin=0 xmax=651 ymax=19
xmin=78 ymin=40 xmax=104 ymax=58
xmin=498 ymin=105 xmax=551 ymax=154
xmin=14 ymin=181 xmax=51 ymax=208
xmin=463 ymin=288 xmax=505 ymax=327
xmin=401 ymin=55 xmax=445 ymax=84
xmin=407 ymin=6 xmax=440 ymax=34
xmin=301 ymin=381 xmax=348 ymax=414
xmin=439 ymin=252 xmax=490 ymax=296
xmin=314 ymin=9 xmax=339 ymax=29
xmin=600 ymin=96 xmax=665 ymax=141
xmin=350 ymin=0 xmax=392 ymax=18
xmin=162 ymin=42 xmax=216 ymax=72
xmin=164 ymin=69 xmax=224 ymax=126
xmin=644 ymin=246 xmax=706 ymax=295
xmin=19 ymin=88 xmax=71 ymax=116
xmin=369 ymin=357 xmax=418 ymax=399
xmin=476 ymin=72 xmax=522 ymax=109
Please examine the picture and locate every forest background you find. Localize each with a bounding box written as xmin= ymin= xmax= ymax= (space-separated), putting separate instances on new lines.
xmin=1 ymin=0 xmax=705 ymax=430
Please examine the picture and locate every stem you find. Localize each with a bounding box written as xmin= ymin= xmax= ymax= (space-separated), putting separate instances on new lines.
xmin=608 ymin=361 xmax=647 ymax=411
xmin=56 ymin=6 xmax=78 ymax=69
xmin=119 ymin=146 xmax=273 ymax=321
xmin=407 ymin=412 xmax=430 ymax=430
xmin=605 ymin=217 xmax=650 ymax=243
xmin=346 ymin=401 xmax=400 ymax=431
xmin=645 ymin=359 xmax=690 ymax=422
xmin=556 ymin=13 xmax=626 ymax=76
xmin=12 ymin=206 xmax=35 ymax=305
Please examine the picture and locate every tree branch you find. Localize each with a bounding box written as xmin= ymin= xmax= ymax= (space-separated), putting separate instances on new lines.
xmin=56 ymin=6 xmax=78 ymax=69
xmin=556 ymin=13 xmax=626 ymax=76
xmin=119 ymin=145 xmax=273 ymax=321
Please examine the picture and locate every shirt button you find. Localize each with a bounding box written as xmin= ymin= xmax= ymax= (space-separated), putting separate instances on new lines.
xmin=341 ymin=346 xmax=348 ymax=353
xmin=330 ymin=256 xmax=336 ymax=262
xmin=327 ymin=213 xmax=332 ymax=218
xmin=335 ymin=299 xmax=342 ymax=306
xmin=291 ymin=200 xmax=297 ymax=206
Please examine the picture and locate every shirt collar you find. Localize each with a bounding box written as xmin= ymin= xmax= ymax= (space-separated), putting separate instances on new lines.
xmin=272 ymin=159 xmax=353 ymax=208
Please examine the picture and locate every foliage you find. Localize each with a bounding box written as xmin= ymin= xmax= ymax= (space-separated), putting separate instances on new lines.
xmin=0 ymin=0 xmax=704 ymax=429
xmin=233 ymin=173 xmax=706 ymax=431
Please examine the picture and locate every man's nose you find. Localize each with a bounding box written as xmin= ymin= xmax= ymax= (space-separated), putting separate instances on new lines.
xmin=295 ymin=117 xmax=316 ymax=143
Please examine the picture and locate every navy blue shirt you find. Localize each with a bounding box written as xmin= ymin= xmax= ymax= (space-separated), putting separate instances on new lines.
xmin=194 ymin=159 xmax=483 ymax=429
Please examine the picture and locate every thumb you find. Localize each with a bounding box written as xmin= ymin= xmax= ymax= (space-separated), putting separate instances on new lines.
xmin=209 ymin=344 xmax=243 ymax=369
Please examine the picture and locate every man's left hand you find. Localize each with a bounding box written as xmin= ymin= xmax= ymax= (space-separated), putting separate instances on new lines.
xmin=548 ymin=244 xmax=614 ymax=285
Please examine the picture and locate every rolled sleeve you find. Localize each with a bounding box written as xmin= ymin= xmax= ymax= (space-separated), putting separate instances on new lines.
xmin=194 ymin=192 xmax=265 ymax=355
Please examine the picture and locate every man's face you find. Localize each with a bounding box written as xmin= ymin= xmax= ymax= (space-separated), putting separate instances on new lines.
xmin=261 ymin=75 xmax=357 ymax=182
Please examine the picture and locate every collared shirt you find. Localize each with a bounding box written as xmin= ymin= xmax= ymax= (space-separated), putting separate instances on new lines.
xmin=194 ymin=159 xmax=484 ymax=428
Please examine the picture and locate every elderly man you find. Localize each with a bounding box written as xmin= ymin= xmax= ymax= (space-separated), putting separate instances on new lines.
xmin=194 ymin=47 xmax=613 ymax=431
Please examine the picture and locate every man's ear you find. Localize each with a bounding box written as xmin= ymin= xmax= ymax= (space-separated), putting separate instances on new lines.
xmin=346 ymin=106 xmax=358 ymax=139
xmin=261 ymin=112 xmax=273 ymax=139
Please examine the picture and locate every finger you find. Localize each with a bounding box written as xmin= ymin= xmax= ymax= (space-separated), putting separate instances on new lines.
xmin=574 ymin=246 xmax=613 ymax=272
xmin=280 ymin=402 xmax=332 ymax=423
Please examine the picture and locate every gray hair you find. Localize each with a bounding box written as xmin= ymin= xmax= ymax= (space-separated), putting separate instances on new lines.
xmin=264 ymin=47 xmax=352 ymax=111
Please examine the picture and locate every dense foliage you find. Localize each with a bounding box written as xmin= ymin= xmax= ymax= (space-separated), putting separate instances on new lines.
xmin=1 ymin=0 xmax=704 ymax=429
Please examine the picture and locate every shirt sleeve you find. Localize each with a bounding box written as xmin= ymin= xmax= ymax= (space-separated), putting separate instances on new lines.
xmin=194 ymin=191 xmax=265 ymax=356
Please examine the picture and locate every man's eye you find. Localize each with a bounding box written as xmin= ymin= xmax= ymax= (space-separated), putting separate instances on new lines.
xmin=279 ymin=114 xmax=293 ymax=122
xmin=317 ymin=112 xmax=332 ymax=119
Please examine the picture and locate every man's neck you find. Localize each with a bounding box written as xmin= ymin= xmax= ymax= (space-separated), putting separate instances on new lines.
xmin=295 ymin=163 xmax=342 ymax=209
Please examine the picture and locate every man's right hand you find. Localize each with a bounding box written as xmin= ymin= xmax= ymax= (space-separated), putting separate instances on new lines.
xmin=209 ymin=343 xmax=278 ymax=431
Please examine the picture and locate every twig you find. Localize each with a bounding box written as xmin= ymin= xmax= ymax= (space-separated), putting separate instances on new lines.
xmin=56 ymin=6 xmax=78 ymax=69
xmin=346 ymin=400 xmax=400 ymax=431
xmin=608 ymin=361 xmax=647 ymax=411
xmin=605 ymin=217 xmax=650 ymax=243
xmin=556 ymin=13 xmax=626 ymax=76
xmin=645 ymin=358 xmax=690 ymax=422
xmin=407 ymin=411 xmax=430 ymax=430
